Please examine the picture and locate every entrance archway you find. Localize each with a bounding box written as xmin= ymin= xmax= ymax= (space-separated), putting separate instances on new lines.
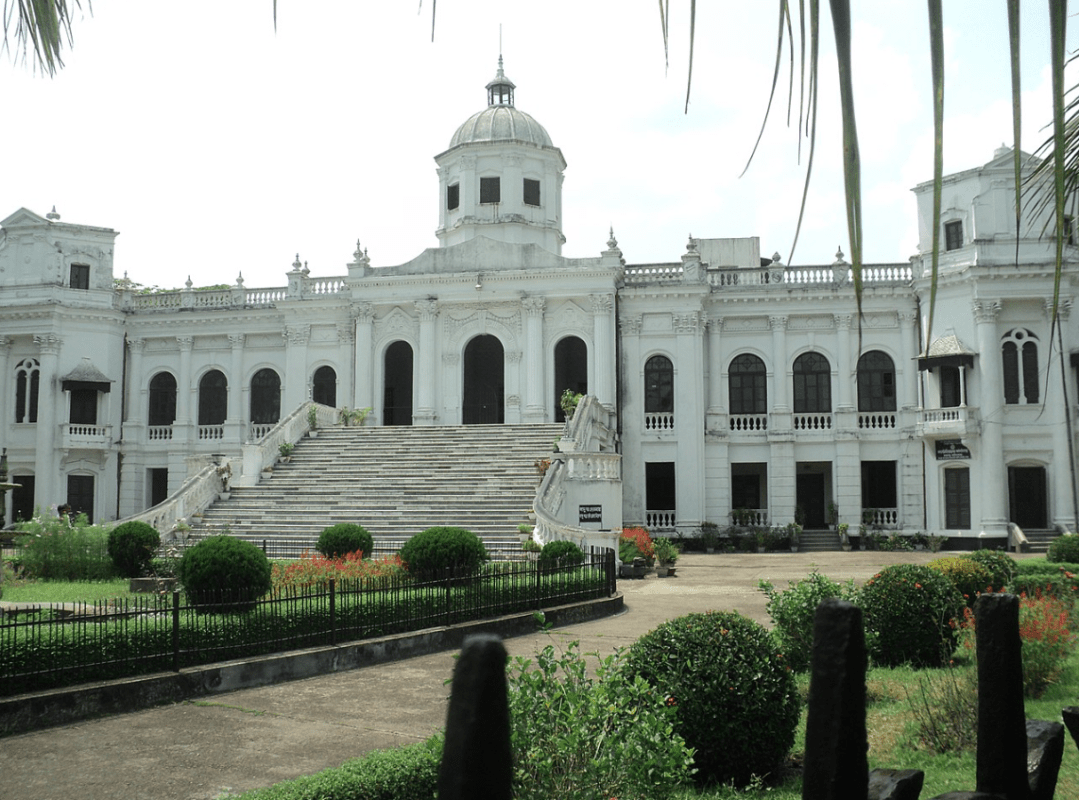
xmin=312 ymin=365 xmax=337 ymax=407
xmin=1009 ymin=465 xmax=1048 ymax=529
xmin=383 ymin=341 xmax=414 ymax=426
xmin=463 ymin=335 xmax=504 ymax=424
xmin=554 ymin=336 xmax=588 ymax=422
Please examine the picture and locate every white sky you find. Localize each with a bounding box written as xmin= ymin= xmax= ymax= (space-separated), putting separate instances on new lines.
xmin=2 ymin=1 xmax=1075 ymax=289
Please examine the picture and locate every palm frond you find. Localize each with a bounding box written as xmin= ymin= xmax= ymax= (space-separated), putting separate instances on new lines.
xmin=2 ymin=0 xmax=84 ymax=75
xmin=925 ymin=0 xmax=944 ymax=352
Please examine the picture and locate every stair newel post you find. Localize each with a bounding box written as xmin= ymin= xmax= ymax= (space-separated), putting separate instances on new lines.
xmin=172 ymin=590 xmax=181 ymax=672
xmin=329 ymin=579 xmax=336 ymax=646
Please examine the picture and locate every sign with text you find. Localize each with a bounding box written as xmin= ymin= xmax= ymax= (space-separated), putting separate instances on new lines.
xmin=578 ymin=504 xmax=602 ymax=524
xmin=935 ymin=439 xmax=971 ymax=460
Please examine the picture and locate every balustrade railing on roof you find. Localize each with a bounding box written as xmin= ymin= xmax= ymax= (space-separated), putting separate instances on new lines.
xmin=625 ymin=262 xmax=912 ymax=287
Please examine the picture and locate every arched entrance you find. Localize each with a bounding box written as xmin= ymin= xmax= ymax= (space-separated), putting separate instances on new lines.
xmin=384 ymin=341 xmax=414 ymax=426
xmin=463 ymin=335 xmax=504 ymax=424
xmin=312 ymin=365 xmax=337 ymax=407
xmin=554 ymin=336 xmax=588 ymax=422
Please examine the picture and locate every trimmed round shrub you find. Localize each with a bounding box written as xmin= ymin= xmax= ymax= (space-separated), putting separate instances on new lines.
xmin=623 ymin=610 xmax=800 ymax=786
xmin=316 ymin=523 xmax=373 ymax=559
xmin=859 ymin=563 xmax=965 ymax=667
xmin=538 ymin=539 xmax=585 ymax=565
xmin=399 ymin=526 xmax=488 ymax=574
xmin=178 ymin=535 xmax=272 ymax=611
xmin=928 ymin=556 xmax=994 ymax=607
xmin=107 ymin=521 xmax=161 ymax=578
xmin=759 ymin=571 xmax=849 ymax=672
xmin=961 ymin=549 xmax=1018 ymax=591
xmin=1048 ymin=533 xmax=1079 ymax=564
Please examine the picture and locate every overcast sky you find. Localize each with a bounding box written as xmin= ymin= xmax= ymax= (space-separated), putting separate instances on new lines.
xmin=2 ymin=2 xmax=1075 ymax=290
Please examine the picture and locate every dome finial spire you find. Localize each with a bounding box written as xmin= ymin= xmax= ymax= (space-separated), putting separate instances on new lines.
xmin=487 ymin=52 xmax=515 ymax=107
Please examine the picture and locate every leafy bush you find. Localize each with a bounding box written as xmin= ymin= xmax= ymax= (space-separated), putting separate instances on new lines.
xmin=907 ymin=663 xmax=979 ymax=754
xmin=859 ymin=564 xmax=966 ymax=667
xmin=399 ymin=526 xmax=488 ymax=574
xmin=508 ymin=639 xmax=694 ymax=800
xmin=1008 ymin=572 xmax=1079 ymax=605
xmin=178 ymin=535 xmax=273 ymax=611
xmin=620 ymin=527 xmax=654 ymax=563
xmin=316 ymin=523 xmax=373 ymax=559
xmin=961 ymin=549 xmax=1018 ymax=591
xmin=538 ymin=539 xmax=585 ymax=566
xmin=1015 ymin=557 xmax=1079 ymax=576
xmin=927 ymin=556 xmax=994 ymax=606
xmin=758 ymin=571 xmax=853 ymax=672
xmin=623 ymin=611 xmax=800 ymax=786
xmin=14 ymin=513 xmax=115 ymax=580
xmin=107 ymin=521 xmax=161 ymax=578
xmin=1048 ymin=533 xmax=1079 ymax=563
xmin=235 ymin=735 xmax=443 ymax=800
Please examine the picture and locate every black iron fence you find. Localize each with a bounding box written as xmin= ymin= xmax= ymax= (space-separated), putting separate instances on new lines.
xmin=0 ymin=548 xmax=615 ymax=697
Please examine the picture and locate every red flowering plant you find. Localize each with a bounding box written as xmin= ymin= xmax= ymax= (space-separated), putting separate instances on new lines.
xmin=270 ymin=549 xmax=406 ymax=597
xmin=619 ymin=527 xmax=654 ymax=565
xmin=956 ymin=585 xmax=1077 ymax=697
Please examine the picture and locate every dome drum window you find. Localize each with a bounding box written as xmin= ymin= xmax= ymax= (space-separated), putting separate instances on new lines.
xmin=447 ymin=183 xmax=460 ymax=211
xmin=523 ymin=178 xmax=540 ymax=207
xmin=480 ymin=176 xmax=501 ymax=204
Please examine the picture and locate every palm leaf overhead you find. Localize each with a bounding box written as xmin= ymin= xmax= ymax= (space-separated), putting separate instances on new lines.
xmin=1 ymin=0 xmax=84 ymax=75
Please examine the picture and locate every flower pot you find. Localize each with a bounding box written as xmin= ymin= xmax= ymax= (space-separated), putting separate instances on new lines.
xmin=756 ymin=546 xmax=766 ymax=554
xmin=218 ymin=491 xmax=231 ymax=501
xmin=308 ymin=430 xmax=318 ymax=438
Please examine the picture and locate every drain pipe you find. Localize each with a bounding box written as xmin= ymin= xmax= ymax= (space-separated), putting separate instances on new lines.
xmin=1058 ymin=322 xmax=1079 ymax=530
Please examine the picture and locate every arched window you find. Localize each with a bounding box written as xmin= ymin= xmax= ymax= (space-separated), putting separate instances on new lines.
xmin=15 ymin=358 xmax=39 ymax=423
xmin=793 ymin=352 xmax=831 ymax=413
xmin=312 ymin=365 xmax=337 ymax=407
xmin=148 ymin=372 xmax=177 ymax=426
xmin=1002 ymin=329 xmax=1039 ymax=404
xmin=644 ymin=355 xmax=674 ymax=413
xmin=729 ymin=354 xmax=767 ymax=414
xmin=857 ymin=351 xmax=896 ymax=412
xmin=554 ymin=336 xmax=588 ymax=422
xmin=198 ymin=370 xmax=227 ymax=425
xmin=250 ymin=368 xmax=281 ymax=424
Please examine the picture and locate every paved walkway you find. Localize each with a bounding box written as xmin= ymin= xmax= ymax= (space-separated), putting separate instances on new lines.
xmin=1 ymin=551 xmax=953 ymax=800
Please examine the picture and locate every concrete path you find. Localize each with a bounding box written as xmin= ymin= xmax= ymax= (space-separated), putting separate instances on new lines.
xmin=0 ymin=551 xmax=953 ymax=800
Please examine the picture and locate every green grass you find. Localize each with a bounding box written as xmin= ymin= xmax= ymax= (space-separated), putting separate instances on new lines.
xmin=1 ymin=577 xmax=133 ymax=603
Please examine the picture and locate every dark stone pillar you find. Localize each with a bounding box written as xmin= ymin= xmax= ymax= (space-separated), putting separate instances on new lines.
xmin=973 ymin=593 xmax=1029 ymax=800
xmin=1026 ymin=720 xmax=1064 ymax=800
xmin=803 ymin=598 xmax=869 ymax=800
xmin=438 ymin=634 xmax=512 ymax=800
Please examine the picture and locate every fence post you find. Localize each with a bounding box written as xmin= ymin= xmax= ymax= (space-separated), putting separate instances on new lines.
xmin=329 ymin=579 xmax=336 ymax=646
xmin=172 ymin=590 xmax=180 ymax=672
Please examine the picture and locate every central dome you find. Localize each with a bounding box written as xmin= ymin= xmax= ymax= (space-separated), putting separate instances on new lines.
xmin=447 ymin=57 xmax=554 ymax=149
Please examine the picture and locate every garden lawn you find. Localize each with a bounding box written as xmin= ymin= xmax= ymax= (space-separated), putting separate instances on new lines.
xmin=1 ymin=579 xmax=132 ymax=604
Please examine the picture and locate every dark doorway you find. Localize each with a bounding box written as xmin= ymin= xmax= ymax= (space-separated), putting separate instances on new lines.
xmin=12 ymin=475 xmax=35 ymax=522
xmin=384 ymin=341 xmax=414 ymax=426
xmin=150 ymin=468 xmax=169 ymax=507
xmin=148 ymin=372 xmax=177 ymax=425
xmin=312 ymin=366 xmax=337 ymax=407
xmin=67 ymin=474 xmax=94 ymax=523
xmin=796 ymin=472 xmax=826 ymax=528
xmin=554 ymin=336 xmax=588 ymax=422
xmin=463 ymin=335 xmax=504 ymax=424
xmin=860 ymin=461 xmax=898 ymax=509
xmin=69 ymin=388 xmax=98 ymax=425
xmin=198 ymin=370 xmax=227 ymax=425
xmin=1009 ymin=466 xmax=1048 ymax=529
xmin=250 ymin=369 xmax=281 ymax=425
xmin=646 ymin=462 xmax=676 ymax=529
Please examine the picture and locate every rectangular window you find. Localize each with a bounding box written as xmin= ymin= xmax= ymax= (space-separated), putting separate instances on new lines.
xmin=860 ymin=461 xmax=897 ymax=509
xmin=447 ymin=183 xmax=460 ymax=211
xmin=12 ymin=474 xmax=35 ymax=522
xmin=480 ymin=176 xmax=500 ymax=204
xmin=944 ymin=220 xmax=963 ymax=251
xmin=70 ymin=263 xmax=90 ymax=289
xmin=940 ymin=366 xmax=962 ymax=408
xmin=150 ymin=468 xmax=169 ymax=507
xmin=69 ymin=389 xmax=98 ymax=425
xmin=523 ymin=178 xmax=541 ymax=206
xmin=944 ymin=468 xmax=971 ymax=529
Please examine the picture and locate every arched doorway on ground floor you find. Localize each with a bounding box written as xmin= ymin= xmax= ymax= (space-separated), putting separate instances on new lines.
xmin=554 ymin=335 xmax=588 ymax=422
xmin=383 ymin=341 xmax=414 ymax=425
xmin=463 ymin=335 xmax=504 ymax=424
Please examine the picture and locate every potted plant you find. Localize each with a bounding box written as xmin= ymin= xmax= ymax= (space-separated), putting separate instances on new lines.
xmin=560 ymin=389 xmax=583 ymax=420
xmin=827 ymin=501 xmax=839 ymax=529
xmin=700 ymin=521 xmax=721 ymax=554
xmin=652 ymin=537 xmax=679 ymax=576
xmin=216 ymin=461 xmax=232 ymax=500
xmin=837 ymin=522 xmax=851 ymax=551
xmin=278 ymin=441 xmax=295 ymax=462
xmin=517 ymin=522 xmax=534 ymax=544
xmin=521 ymin=537 xmax=542 ymax=560
xmin=307 ymin=405 xmax=319 ymax=437
xmin=787 ymin=522 xmax=802 ymax=552
xmin=754 ymin=528 xmax=768 ymax=553
xmin=339 ymin=406 xmax=372 ymax=427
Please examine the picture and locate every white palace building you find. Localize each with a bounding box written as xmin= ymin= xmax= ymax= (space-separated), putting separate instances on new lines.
xmin=2 ymin=61 xmax=1077 ymax=549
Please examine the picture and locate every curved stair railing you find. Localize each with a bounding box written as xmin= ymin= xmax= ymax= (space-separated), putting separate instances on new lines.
xmin=534 ymin=395 xmax=621 ymax=555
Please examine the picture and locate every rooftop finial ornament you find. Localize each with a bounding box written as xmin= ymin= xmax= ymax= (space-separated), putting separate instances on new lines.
xmin=834 ymin=246 xmax=847 ymax=265
xmin=46 ymin=206 xmax=60 ymax=221
xmin=292 ymin=253 xmax=303 ymax=271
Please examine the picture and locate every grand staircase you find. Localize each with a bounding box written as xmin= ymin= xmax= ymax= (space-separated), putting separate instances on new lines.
xmin=191 ymin=424 xmax=564 ymax=558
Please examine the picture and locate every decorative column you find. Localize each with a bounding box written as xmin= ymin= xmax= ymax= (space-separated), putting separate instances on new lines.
xmin=619 ymin=315 xmax=644 ymax=521
xmin=283 ymin=325 xmax=310 ymax=412
xmin=899 ymin=311 xmax=920 ymax=409
xmin=336 ymin=321 xmax=354 ymax=409
xmin=126 ymin=338 xmax=145 ymax=424
xmin=443 ymin=353 xmax=461 ymax=422
xmin=175 ymin=336 xmax=194 ymax=445
xmin=33 ymin=334 xmax=62 ymax=507
xmin=974 ymin=299 xmax=1007 ymax=537
xmin=1048 ymin=298 xmax=1078 ymax=530
xmin=590 ymin=294 xmax=615 ymax=410
xmin=0 ymin=336 xmax=12 ymax=437
xmin=522 ymin=296 xmax=546 ymax=422
xmin=506 ymin=351 xmax=523 ymax=424
xmin=415 ymin=298 xmax=439 ymax=425
xmin=353 ymin=303 xmax=374 ymax=414
xmin=769 ymin=316 xmax=790 ymax=415
xmin=834 ymin=314 xmax=854 ymax=412
xmin=674 ymin=311 xmax=705 ymax=531
xmin=705 ymin=315 xmax=724 ymax=418
xmin=227 ymin=334 xmax=245 ymax=423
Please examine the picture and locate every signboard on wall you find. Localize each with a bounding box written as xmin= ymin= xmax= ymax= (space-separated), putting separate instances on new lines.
xmin=578 ymin=504 xmax=602 ymax=524
xmin=935 ymin=439 xmax=971 ymax=460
